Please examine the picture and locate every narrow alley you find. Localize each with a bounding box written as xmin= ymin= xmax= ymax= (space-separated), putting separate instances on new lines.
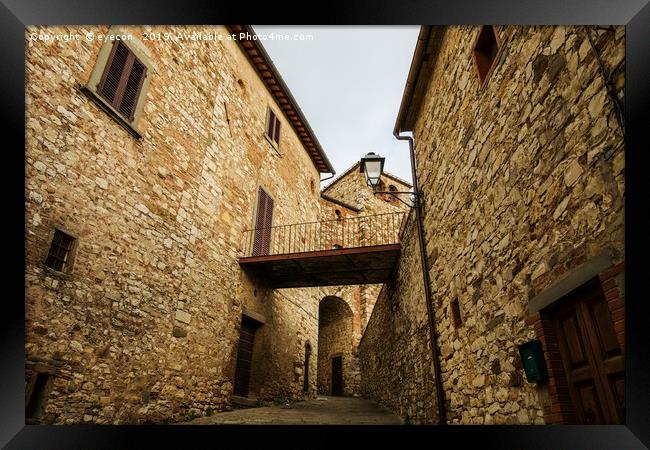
xmin=181 ymin=397 xmax=403 ymax=425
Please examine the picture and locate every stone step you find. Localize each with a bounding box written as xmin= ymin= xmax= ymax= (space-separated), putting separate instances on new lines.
xmin=230 ymin=395 xmax=259 ymax=408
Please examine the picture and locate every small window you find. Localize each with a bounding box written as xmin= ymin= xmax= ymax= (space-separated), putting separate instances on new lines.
xmin=335 ymin=209 xmax=342 ymax=219
xmin=387 ymin=185 xmax=398 ymax=203
xmin=45 ymin=229 xmax=75 ymax=272
xmin=97 ymin=41 xmax=148 ymax=121
xmin=265 ymin=107 xmax=281 ymax=146
xmin=26 ymin=372 xmax=52 ymax=422
xmin=473 ymin=25 xmax=500 ymax=86
xmin=451 ymin=298 xmax=463 ymax=328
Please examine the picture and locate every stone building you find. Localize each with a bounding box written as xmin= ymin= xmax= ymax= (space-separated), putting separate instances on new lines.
xmin=359 ymin=25 xmax=625 ymax=425
xmin=317 ymin=165 xmax=411 ymax=396
xmin=25 ymin=24 xmax=336 ymax=424
xmin=25 ymin=23 xmax=410 ymax=424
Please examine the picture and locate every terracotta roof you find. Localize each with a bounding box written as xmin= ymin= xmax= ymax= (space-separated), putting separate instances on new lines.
xmin=321 ymin=161 xmax=412 ymax=194
xmin=227 ymin=25 xmax=335 ymax=175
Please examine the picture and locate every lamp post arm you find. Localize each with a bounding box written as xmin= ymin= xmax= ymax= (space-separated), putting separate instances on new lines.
xmin=372 ymin=190 xmax=422 ymax=208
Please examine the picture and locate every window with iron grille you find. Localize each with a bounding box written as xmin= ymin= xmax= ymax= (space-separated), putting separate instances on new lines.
xmin=265 ymin=107 xmax=281 ymax=146
xmin=44 ymin=229 xmax=75 ymax=272
xmin=97 ymin=40 xmax=148 ymax=122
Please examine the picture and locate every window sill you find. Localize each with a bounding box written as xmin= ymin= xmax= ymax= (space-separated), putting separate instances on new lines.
xmin=39 ymin=263 xmax=73 ymax=280
xmin=79 ymin=85 xmax=143 ymax=140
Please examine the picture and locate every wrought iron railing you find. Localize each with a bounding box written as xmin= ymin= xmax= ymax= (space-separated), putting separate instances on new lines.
xmin=241 ymin=211 xmax=407 ymax=257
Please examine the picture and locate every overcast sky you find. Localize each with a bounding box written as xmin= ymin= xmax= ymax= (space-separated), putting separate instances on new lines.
xmin=253 ymin=26 xmax=420 ymax=188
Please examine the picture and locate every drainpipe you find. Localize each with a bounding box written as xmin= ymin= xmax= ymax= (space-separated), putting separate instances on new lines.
xmin=394 ymin=131 xmax=447 ymax=425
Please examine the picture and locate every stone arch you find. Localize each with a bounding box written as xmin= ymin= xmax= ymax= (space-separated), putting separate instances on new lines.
xmin=317 ymin=296 xmax=355 ymax=396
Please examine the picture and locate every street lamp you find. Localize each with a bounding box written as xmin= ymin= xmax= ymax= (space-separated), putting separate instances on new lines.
xmin=359 ymin=151 xmax=421 ymax=208
xmin=359 ymin=152 xmax=385 ymax=189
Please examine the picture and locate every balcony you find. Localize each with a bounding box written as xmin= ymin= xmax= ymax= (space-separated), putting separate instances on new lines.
xmin=238 ymin=212 xmax=407 ymax=288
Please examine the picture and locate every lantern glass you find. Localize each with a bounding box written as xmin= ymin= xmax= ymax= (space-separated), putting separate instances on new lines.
xmin=360 ymin=152 xmax=385 ymax=189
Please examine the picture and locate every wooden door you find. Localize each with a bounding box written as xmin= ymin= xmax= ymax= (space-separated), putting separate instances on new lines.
xmin=331 ymin=356 xmax=343 ymax=396
xmin=233 ymin=319 xmax=257 ymax=397
xmin=252 ymin=187 xmax=273 ymax=256
xmin=550 ymin=280 xmax=625 ymax=424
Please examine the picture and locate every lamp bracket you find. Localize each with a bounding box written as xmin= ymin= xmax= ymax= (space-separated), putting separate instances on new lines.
xmin=372 ymin=189 xmax=423 ymax=209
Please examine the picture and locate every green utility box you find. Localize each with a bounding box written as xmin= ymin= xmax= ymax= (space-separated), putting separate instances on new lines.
xmin=518 ymin=340 xmax=548 ymax=382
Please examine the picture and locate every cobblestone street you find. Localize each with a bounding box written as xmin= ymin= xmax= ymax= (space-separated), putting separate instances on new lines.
xmin=181 ymin=397 xmax=403 ymax=425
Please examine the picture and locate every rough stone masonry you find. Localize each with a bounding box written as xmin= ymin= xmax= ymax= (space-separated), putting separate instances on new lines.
xmin=25 ymin=24 xmax=411 ymax=424
xmin=359 ymin=25 xmax=625 ymax=425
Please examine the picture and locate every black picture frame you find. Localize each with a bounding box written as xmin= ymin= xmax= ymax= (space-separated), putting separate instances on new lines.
xmin=3 ymin=0 xmax=649 ymax=448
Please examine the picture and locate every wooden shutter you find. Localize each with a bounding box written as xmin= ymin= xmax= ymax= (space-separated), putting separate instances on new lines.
xmin=266 ymin=108 xmax=276 ymax=140
xmin=252 ymin=187 xmax=274 ymax=256
xmin=273 ymin=116 xmax=281 ymax=144
xmin=97 ymin=41 xmax=147 ymax=121
xmin=118 ymin=58 xmax=147 ymax=120
xmin=98 ymin=41 xmax=130 ymax=104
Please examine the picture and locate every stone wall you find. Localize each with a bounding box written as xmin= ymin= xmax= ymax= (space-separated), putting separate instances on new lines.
xmin=358 ymin=213 xmax=437 ymax=423
xmin=359 ymin=25 xmax=625 ymax=424
xmin=25 ymin=25 xmax=324 ymax=424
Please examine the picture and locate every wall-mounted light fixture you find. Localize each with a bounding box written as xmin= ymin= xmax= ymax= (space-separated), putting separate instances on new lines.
xmin=359 ymin=151 xmax=422 ymax=208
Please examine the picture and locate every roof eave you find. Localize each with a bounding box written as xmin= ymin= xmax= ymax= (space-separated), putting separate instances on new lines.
xmin=227 ymin=25 xmax=335 ymax=175
xmin=394 ymin=26 xmax=447 ymax=135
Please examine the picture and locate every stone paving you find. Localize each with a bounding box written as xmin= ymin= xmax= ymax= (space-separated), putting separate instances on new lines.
xmin=181 ymin=396 xmax=403 ymax=425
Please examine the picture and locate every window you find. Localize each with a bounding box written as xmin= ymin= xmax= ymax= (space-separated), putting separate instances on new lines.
xmin=252 ymin=187 xmax=274 ymax=256
xmin=451 ymin=298 xmax=463 ymax=328
xmin=265 ymin=107 xmax=281 ymax=146
xmin=472 ymin=25 xmax=500 ymax=86
xmin=97 ymin=40 xmax=148 ymax=122
xmin=45 ymin=229 xmax=75 ymax=272
xmin=82 ymin=28 xmax=153 ymax=138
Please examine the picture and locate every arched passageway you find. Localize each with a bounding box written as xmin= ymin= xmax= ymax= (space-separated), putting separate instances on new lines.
xmin=317 ymin=296 xmax=354 ymax=396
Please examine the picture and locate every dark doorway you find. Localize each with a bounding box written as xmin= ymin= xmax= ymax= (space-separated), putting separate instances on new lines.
xmin=549 ymin=279 xmax=624 ymax=424
xmin=233 ymin=316 xmax=262 ymax=398
xmin=252 ymin=187 xmax=274 ymax=256
xmin=331 ymin=356 xmax=343 ymax=396
xmin=26 ymin=372 xmax=52 ymax=422
xmin=303 ymin=343 xmax=311 ymax=393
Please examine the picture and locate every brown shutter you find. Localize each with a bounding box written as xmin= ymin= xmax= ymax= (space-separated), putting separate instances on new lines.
xmin=97 ymin=41 xmax=147 ymax=122
xmin=118 ymin=58 xmax=147 ymax=120
xmin=252 ymin=188 xmax=274 ymax=256
xmin=98 ymin=41 xmax=129 ymax=104
xmin=273 ymin=116 xmax=281 ymax=144
xmin=266 ymin=109 xmax=276 ymax=139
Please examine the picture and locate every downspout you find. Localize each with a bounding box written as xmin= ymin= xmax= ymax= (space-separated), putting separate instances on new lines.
xmin=394 ymin=130 xmax=447 ymax=425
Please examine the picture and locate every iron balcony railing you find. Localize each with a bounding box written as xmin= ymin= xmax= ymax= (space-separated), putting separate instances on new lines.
xmin=241 ymin=211 xmax=407 ymax=257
